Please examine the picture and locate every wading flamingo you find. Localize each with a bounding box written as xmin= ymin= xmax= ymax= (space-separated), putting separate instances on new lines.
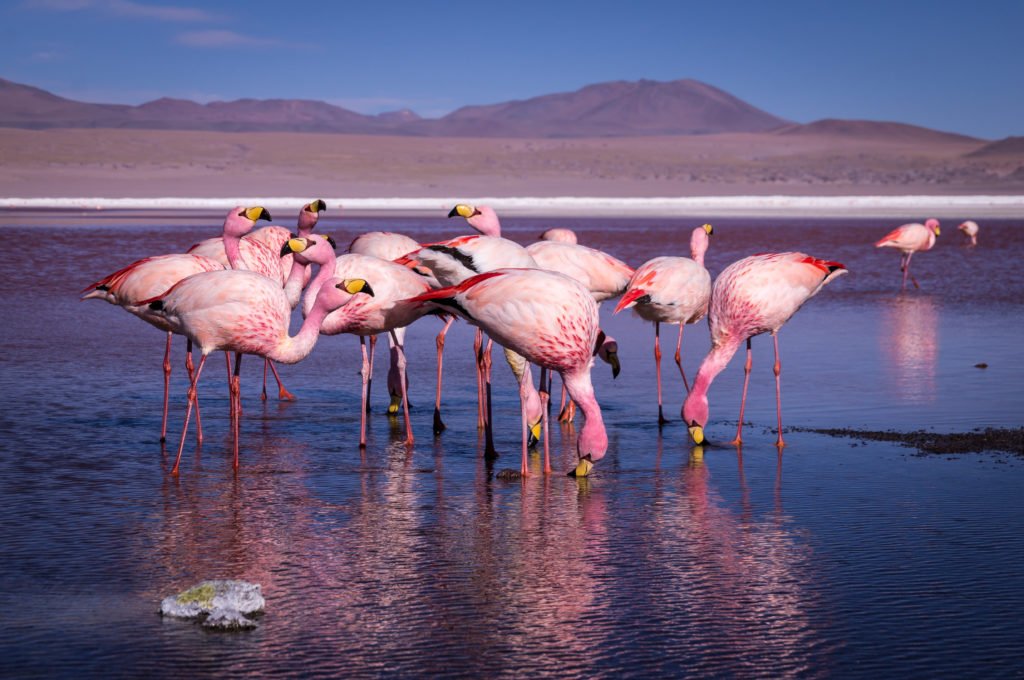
xmin=957 ymin=220 xmax=979 ymax=246
xmin=682 ymin=252 xmax=847 ymax=448
xmin=875 ymin=218 xmax=940 ymax=291
xmin=614 ymin=224 xmax=713 ymax=424
xmin=303 ymin=253 xmax=436 ymax=448
xmin=143 ymin=272 xmax=373 ymax=474
xmin=408 ymin=268 xmax=606 ymax=477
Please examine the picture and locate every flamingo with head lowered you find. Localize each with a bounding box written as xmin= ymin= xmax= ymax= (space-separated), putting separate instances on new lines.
xmin=682 ymin=252 xmax=847 ymax=448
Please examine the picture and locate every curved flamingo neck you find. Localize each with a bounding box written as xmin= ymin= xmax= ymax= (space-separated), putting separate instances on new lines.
xmin=224 ymin=233 xmax=244 ymax=270
xmin=690 ymin=229 xmax=709 ymax=267
xmin=270 ymin=289 xmax=343 ymax=364
xmin=692 ymin=337 xmax=743 ymax=396
xmin=283 ymin=256 xmax=309 ymax=308
xmin=562 ymin=367 xmax=607 ymax=462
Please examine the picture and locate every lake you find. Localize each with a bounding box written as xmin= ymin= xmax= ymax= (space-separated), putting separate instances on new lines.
xmin=1 ymin=209 xmax=1022 ymax=678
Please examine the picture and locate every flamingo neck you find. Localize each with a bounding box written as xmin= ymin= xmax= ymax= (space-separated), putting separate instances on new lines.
xmin=283 ymin=257 xmax=309 ymax=309
xmin=224 ymin=233 xmax=244 ymax=270
xmin=562 ymin=367 xmax=607 ymax=462
xmin=684 ymin=336 xmax=743 ymax=426
xmin=269 ymin=292 xmax=335 ymax=364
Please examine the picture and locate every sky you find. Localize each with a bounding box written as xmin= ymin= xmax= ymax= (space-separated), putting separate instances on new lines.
xmin=2 ymin=0 xmax=1022 ymax=140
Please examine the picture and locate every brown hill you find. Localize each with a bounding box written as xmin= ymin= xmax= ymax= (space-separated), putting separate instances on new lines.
xmin=774 ymin=118 xmax=980 ymax=144
xmin=964 ymin=136 xmax=1024 ymax=157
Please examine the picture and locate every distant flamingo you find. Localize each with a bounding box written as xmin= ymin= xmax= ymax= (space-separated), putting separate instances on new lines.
xmin=539 ymin=227 xmax=578 ymax=244
xmin=614 ymin=224 xmax=713 ymax=423
xmin=143 ymin=272 xmax=373 ymax=474
xmin=875 ymin=218 xmax=940 ymax=291
xmin=408 ymin=268 xmax=606 ymax=477
xmin=682 ymin=252 xmax=847 ymax=448
xmin=957 ymin=220 xmax=979 ymax=246
xmin=303 ymin=253 xmax=435 ymax=448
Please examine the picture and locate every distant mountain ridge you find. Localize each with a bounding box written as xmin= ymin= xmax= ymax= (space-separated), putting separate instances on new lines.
xmin=0 ymin=77 xmax=981 ymax=141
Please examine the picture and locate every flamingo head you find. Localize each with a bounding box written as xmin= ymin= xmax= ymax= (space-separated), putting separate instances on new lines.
xmin=925 ymin=218 xmax=940 ymax=236
xmin=570 ymin=423 xmax=608 ymax=478
xmin=297 ymin=199 xmax=327 ymax=235
xmin=281 ymin=234 xmax=337 ymax=266
xmin=682 ymin=391 xmax=709 ymax=445
xmin=690 ymin=223 xmax=713 ymax=263
xmin=225 ymin=205 xmax=271 ymax=239
xmin=449 ymin=203 xmax=501 ymax=237
xmin=613 ymin=287 xmax=648 ymax=314
xmin=595 ymin=332 xmax=620 ymax=378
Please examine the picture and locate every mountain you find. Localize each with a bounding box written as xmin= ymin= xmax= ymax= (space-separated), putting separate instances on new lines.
xmin=965 ymin=136 xmax=1024 ymax=157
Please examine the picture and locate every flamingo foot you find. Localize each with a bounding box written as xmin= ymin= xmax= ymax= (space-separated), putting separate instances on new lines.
xmin=278 ymin=386 xmax=297 ymax=401
xmin=433 ymin=408 xmax=446 ymax=434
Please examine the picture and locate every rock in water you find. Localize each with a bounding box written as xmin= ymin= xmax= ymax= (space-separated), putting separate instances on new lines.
xmin=160 ymin=580 xmax=264 ymax=629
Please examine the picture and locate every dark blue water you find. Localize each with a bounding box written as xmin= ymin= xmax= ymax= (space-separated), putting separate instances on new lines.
xmin=1 ymin=211 xmax=1022 ymax=678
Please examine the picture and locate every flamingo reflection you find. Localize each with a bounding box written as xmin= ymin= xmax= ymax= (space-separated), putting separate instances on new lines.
xmin=879 ymin=295 xmax=940 ymax=403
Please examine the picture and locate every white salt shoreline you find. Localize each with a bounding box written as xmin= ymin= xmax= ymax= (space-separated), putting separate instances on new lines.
xmin=2 ymin=195 xmax=1022 ymax=218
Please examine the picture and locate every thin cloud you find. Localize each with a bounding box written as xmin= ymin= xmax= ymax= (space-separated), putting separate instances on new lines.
xmin=175 ymin=29 xmax=272 ymax=48
xmin=27 ymin=0 xmax=218 ymax=22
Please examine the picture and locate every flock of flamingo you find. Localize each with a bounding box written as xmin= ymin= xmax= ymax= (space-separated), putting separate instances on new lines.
xmin=82 ymin=202 xmax=981 ymax=478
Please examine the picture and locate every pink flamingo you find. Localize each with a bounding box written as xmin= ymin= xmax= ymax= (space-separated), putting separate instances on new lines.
xmin=539 ymin=227 xmax=578 ymax=244
xmin=347 ymin=230 xmax=437 ymax=416
xmin=142 ymin=273 xmax=373 ymax=474
xmin=875 ymin=218 xmax=940 ymax=291
xmin=682 ymin=253 xmax=848 ymax=448
xmin=80 ymin=206 xmax=272 ymax=439
xmin=303 ymin=252 xmax=435 ymax=448
xmin=447 ymin=203 xmax=502 ymax=236
xmin=957 ymin=220 xmax=979 ymax=246
xmin=614 ymin=224 xmax=713 ymax=423
xmin=408 ymin=268 xmax=607 ymax=477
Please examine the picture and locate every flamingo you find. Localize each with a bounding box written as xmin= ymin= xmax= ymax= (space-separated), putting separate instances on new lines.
xmin=408 ymin=268 xmax=606 ymax=477
xmin=347 ymin=230 xmax=436 ymax=416
xmin=875 ymin=218 xmax=940 ymax=291
xmin=400 ymin=230 xmax=542 ymax=450
xmin=957 ymin=220 xmax=979 ymax=246
xmin=447 ymin=203 xmax=502 ymax=236
xmin=80 ymin=206 xmax=272 ymax=439
xmin=539 ymin=227 xmax=578 ymax=244
xmin=142 ymin=272 xmax=374 ymax=474
xmin=614 ymin=224 xmax=713 ymax=424
xmin=682 ymin=252 xmax=847 ymax=448
xmin=303 ymin=253 xmax=436 ymax=448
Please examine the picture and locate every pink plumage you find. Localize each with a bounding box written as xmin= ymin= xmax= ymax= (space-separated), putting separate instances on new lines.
xmin=682 ymin=252 xmax=847 ymax=447
xmin=875 ymin=218 xmax=940 ymax=291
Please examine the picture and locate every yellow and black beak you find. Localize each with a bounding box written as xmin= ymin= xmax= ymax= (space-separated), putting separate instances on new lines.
xmin=569 ymin=457 xmax=594 ymax=477
xmin=448 ymin=204 xmax=477 ymax=219
xmin=607 ymin=350 xmax=620 ymax=379
xmin=245 ymin=206 xmax=271 ymax=222
xmin=281 ymin=237 xmax=309 ymax=257
xmin=307 ymin=199 xmax=327 ymax=213
xmin=339 ymin=278 xmax=374 ymax=297
xmin=702 ymin=223 xmax=713 ymax=235
xmin=688 ymin=423 xmax=704 ymax=445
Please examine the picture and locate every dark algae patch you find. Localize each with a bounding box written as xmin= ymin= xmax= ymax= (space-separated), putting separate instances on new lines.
xmin=798 ymin=426 xmax=1024 ymax=456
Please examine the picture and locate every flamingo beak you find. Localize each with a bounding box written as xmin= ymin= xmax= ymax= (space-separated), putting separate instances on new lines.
xmin=606 ymin=350 xmax=620 ymax=378
xmin=246 ymin=206 xmax=271 ymax=222
xmin=448 ymin=204 xmax=476 ymax=219
xmin=527 ymin=422 xmax=541 ymax=448
xmin=569 ymin=457 xmax=594 ymax=477
xmin=388 ymin=391 xmax=402 ymax=415
xmin=281 ymin=237 xmax=308 ymax=256
xmin=613 ymin=288 xmax=646 ymax=314
xmin=688 ymin=424 xmax=704 ymax=444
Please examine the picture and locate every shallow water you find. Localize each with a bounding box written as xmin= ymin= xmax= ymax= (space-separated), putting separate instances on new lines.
xmin=1 ymin=212 xmax=1023 ymax=678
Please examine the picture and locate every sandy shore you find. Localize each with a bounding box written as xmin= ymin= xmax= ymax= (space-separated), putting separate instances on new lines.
xmin=2 ymin=127 xmax=1022 ymax=218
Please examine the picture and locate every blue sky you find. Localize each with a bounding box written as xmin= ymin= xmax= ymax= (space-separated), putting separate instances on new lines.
xmin=2 ymin=0 xmax=1022 ymax=139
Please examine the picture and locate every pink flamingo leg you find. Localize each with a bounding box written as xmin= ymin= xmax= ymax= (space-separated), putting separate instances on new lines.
xmin=557 ymin=383 xmax=568 ymax=419
xmin=518 ymin=362 xmax=534 ymax=476
xmin=539 ymin=378 xmax=551 ymax=474
xmin=161 ymin=332 xmax=172 ymax=442
xmin=185 ymin=340 xmax=203 ymax=442
xmin=359 ymin=337 xmax=370 ymax=448
xmin=433 ymin=317 xmax=453 ymax=434
xmin=172 ymin=353 xmax=209 ymax=475
xmin=266 ymin=360 xmax=295 ymax=401
xmin=730 ymin=338 xmax=753 ymax=446
xmin=773 ymin=332 xmax=786 ymax=448
xmin=674 ymin=323 xmax=690 ymax=394
xmin=231 ymin=352 xmax=242 ymax=469
xmin=365 ymin=335 xmax=376 ymax=413
xmin=654 ymin=321 xmax=668 ymax=424
xmin=389 ymin=329 xmax=414 ymax=447
xmin=482 ymin=338 xmax=496 ymax=458
xmin=474 ymin=329 xmax=486 ymax=428
xmin=261 ymin=358 xmax=269 ymax=401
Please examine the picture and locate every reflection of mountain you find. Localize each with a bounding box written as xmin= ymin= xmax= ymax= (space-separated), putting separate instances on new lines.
xmin=879 ymin=296 xmax=940 ymax=403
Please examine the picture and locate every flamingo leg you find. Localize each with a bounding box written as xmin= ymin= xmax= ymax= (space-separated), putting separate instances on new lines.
xmin=267 ymin=360 xmax=296 ymax=401
xmin=359 ymin=337 xmax=370 ymax=448
xmin=731 ymin=338 xmax=753 ymax=446
xmin=389 ymin=329 xmax=414 ymax=448
xmin=538 ymin=368 xmax=551 ymax=474
xmin=161 ymin=332 xmax=172 ymax=442
xmin=905 ymin=252 xmax=920 ymax=290
xmin=655 ymin=321 xmax=668 ymax=424
xmin=172 ymin=352 xmax=209 ymax=475
xmin=433 ymin=317 xmax=453 ymax=434
xmin=483 ymin=338 xmax=496 ymax=458
xmin=365 ymin=335 xmax=376 ymax=413
xmin=674 ymin=323 xmax=690 ymax=394
xmin=231 ymin=352 xmax=242 ymax=469
xmin=518 ymin=362 xmax=534 ymax=476
xmin=261 ymin=358 xmax=269 ymax=401
xmin=773 ymin=332 xmax=786 ymax=448
xmin=186 ymin=340 xmax=203 ymax=442
xmin=474 ymin=329 xmax=486 ymax=428
xmin=557 ymin=383 xmax=568 ymax=419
